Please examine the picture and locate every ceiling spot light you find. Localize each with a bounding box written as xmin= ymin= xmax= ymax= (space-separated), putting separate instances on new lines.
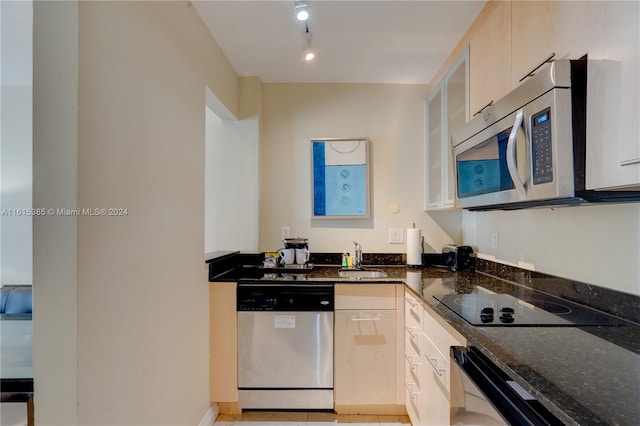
xmin=304 ymin=49 xmax=315 ymax=61
xmin=295 ymin=1 xmax=309 ymax=21
xmin=303 ymin=25 xmax=314 ymax=61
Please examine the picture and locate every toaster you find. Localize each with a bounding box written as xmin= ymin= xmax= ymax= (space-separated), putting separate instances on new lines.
xmin=441 ymin=244 xmax=475 ymax=271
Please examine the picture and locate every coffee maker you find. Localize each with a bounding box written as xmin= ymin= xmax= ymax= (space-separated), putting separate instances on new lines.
xmin=280 ymin=238 xmax=310 ymax=267
xmin=283 ymin=238 xmax=308 ymax=250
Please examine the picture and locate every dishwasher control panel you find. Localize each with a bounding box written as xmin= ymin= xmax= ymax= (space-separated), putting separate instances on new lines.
xmin=237 ymin=284 xmax=334 ymax=311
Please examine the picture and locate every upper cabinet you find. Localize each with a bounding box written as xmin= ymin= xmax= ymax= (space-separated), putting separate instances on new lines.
xmin=444 ymin=52 xmax=469 ymax=205
xmin=469 ymin=1 xmax=511 ymax=118
xmin=425 ymin=86 xmax=444 ymax=209
xmin=582 ymin=2 xmax=640 ymax=190
xmin=510 ymin=1 xmax=640 ymax=190
xmin=511 ymin=2 xmax=588 ymax=86
xmin=426 ymin=48 xmax=469 ymax=210
xmin=464 ymin=0 xmax=639 ymax=191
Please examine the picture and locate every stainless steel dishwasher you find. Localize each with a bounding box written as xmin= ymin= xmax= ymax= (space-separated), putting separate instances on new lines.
xmin=236 ymin=283 xmax=334 ymax=410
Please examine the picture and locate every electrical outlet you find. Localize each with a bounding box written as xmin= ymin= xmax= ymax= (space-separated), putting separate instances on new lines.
xmin=491 ymin=232 xmax=499 ymax=249
xmin=281 ymin=227 xmax=291 ymax=240
xmin=389 ymin=228 xmax=404 ymax=244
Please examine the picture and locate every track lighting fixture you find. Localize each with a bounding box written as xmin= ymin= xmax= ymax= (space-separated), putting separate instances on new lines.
xmin=295 ymin=1 xmax=309 ymax=21
xmin=303 ymin=24 xmax=314 ymax=61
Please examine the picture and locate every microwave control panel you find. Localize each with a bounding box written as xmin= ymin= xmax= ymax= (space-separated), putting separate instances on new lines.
xmin=531 ymin=108 xmax=553 ymax=184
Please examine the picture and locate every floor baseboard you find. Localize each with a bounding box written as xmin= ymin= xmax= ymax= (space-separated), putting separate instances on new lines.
xmin=199 ymin=403 xmax=220 ymax=426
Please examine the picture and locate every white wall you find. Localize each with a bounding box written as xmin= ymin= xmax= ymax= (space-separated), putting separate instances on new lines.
xmin=260 ymin=83 xmax=462 ymax=254
xmin=1 ymin=0 xmax=33 ymax=286
xmin=1 ymin=86 xmax=32 ymax=285
xmin=205 ymin=85 xmax=260 ymax=254
xmin=34 ymin=1 xmax=244 ymax=424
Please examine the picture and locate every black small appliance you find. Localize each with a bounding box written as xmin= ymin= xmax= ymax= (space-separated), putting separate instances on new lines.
xmin=441 ymin=244 xmax=475 ymax=271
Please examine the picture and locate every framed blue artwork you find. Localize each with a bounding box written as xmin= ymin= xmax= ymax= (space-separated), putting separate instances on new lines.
xmin=311 ymin=138 xmax=370 ymax=218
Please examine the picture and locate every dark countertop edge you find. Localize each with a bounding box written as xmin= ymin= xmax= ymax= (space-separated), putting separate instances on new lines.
xmin=204 ymin=251 xmax=240 ymax=264
xmin=0 ymin=378 xmax=34 ymax=397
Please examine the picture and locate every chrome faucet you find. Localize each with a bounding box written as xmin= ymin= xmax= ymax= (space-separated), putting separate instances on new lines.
xmin=353 ymin=241 xmax=363 ymax=269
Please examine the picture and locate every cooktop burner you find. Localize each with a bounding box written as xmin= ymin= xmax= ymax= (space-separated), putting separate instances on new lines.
xmin=434 ymin=292 xmax=623 ymax=327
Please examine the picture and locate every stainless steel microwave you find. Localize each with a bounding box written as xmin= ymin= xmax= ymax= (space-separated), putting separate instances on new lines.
xmin=451 ymin=57 xmax=640 ymax=210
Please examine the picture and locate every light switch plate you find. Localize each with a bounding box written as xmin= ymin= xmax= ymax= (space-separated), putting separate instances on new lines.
xmin=389 ymin=228 xmax=404 ymax=244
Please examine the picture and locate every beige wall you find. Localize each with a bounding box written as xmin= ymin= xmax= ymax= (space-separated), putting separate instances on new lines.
xmin=33 ymin=1 xmax=79 ymax=424
xmin=260 ymin=83 xmax=462 ymax=254
xmin=34 ymin=1 xmax=244 ymax=424
xmin=463 ymin=205 xmax=640 ymax=296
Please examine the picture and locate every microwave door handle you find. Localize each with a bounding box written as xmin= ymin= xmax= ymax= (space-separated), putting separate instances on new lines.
xmin=506 ymin=108 xmax=527 ymax=199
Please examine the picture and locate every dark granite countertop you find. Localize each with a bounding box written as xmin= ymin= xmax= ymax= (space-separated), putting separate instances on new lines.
xmin=409 ymin=272 xmax=640 ymax=426
xmin=207 ymin=256 xmax=640 ymax=425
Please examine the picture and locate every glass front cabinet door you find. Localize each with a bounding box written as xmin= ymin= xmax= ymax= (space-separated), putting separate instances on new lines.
xmin=425 ymin=47 xmax=469 ymax=210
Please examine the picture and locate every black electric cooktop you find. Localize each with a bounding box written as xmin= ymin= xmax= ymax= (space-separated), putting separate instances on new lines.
xmin=434 ymin=292 xmax=623 ymax=327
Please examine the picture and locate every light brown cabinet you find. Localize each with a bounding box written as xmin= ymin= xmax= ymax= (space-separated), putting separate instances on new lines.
xmin=209 ymin=282 xmax=238 ymax=404
xmin=511 ymin=1 xmax=558 ymax=86
xmin=335 ymin=310 xmax=398 ymax=405
xmin=334 ymin=284 xmax=405 ymax=414
xmin=469 ymin=1 xmax=511 ymax=118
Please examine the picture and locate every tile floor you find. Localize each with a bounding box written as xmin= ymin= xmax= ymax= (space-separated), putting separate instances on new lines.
xmin=214 ymin=411 xmax=411 ymax=426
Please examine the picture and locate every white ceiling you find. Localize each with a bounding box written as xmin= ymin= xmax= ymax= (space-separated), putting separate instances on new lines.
xmin=193 ymin=1 xmax=486 ymax=84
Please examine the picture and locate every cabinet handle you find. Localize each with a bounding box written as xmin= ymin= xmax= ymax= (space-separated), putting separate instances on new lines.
xmin=404 ymin=380 xmax=421 ymax=400
xmin=404 ymin=353 xmax=422 ymax=370
xmin=351 ymin=317 xmax=382 ymax=321
xmin=405 ymin=297 xmax=423 ymax=308
xmin=404 ymin=326 xmax=419 ymax=338
xmin=472 ymin=100 xmax=494 ymax=117
xmin=621 ymin=158 xmax=640 ymax=167
xmin=424 ymin=353 xmax=445 ymax=377
xmin=519 ymin=52 xmax=556 ymax=82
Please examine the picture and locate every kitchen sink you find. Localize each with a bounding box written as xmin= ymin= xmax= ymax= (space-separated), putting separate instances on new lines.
xmin=338 ymin=269 xmax=388 ymax=279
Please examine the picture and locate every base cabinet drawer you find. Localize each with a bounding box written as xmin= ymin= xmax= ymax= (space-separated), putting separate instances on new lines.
xmin=404 ymin=295 xmax=424 ymax=328
xmin=422 ymin=304 xmax=465 ymax=357
xmin=404 ymin=289 xmax=466 ymax=425
xmin=420 ymin=332 xmax=452 ymax=396
xmin=404 ymin=379 xmax=423 ymax=424
xmin=404 ymin=353 xmax=450 ymax=426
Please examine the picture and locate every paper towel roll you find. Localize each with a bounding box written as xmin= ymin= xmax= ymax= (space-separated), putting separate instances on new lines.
xmin=407 ymin=228 xmax=422 ymax=266
xmin=406 ymin=271 xmax=422 ymax=291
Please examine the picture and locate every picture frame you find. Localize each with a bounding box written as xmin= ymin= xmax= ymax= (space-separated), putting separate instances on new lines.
xmin=311 ymin=138 xmax=370 ymax=219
